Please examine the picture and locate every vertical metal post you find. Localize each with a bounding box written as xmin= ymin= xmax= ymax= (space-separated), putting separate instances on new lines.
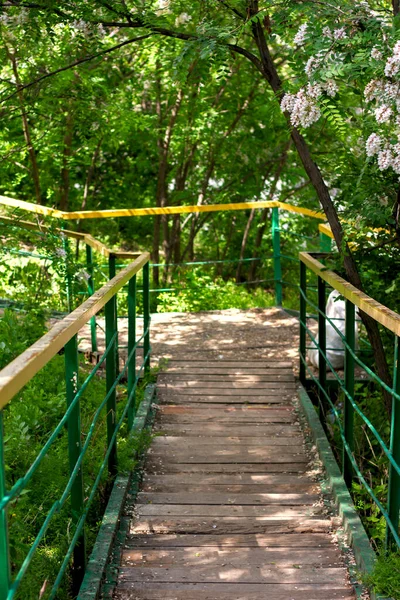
xmin=86 ymin=244 xmax=97 ymax=353
xmin=318 ymin=277 xmax=327 ymax=427
xmin=299 ymin=260 xmax=307 ymax=386
xmin=143 ymin=261 xmax=151 ymax=374
xmin=319 ymin=232 xmax=332 ymax=253
xmin=64 ymin=335 xmax=86 ymax=592
xmin=0 ymin=411 xmax=10 ymax=600
xmin=272 ymin=207 xmax=283 ymax=306
xmin=343 ymin=300 xmax=355 ymax=488
xmin=128 ymin=274 xmax=137 ymax=430
xmin=386 ymin=335 xmax=400 ymax=550
xmin=63 ymin=233 xmax=73 ymax=313
xmin=105 ymin=294 xmax=118 ymax=477
xmin=108 ymin=254 xmax=119 ymax=374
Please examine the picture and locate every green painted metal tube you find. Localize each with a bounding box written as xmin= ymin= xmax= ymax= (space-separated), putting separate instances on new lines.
xmin=343 ymin=300 xmax=356 ymax=488
xmin=319 ymin=231 xmax=332 ymax=253
xmin=128 ymin=275 xmax=137 ymax=430
xmin=0 ymin=411 xmax=10 ymax=600
xmin=86 ymin=244 xmax=98 ymax=353
xmin=386 ymin=335 xmax=400 ymax=550
xmin=318 ymin=276 xmax=327 ymax=427
xmin=299 ymin=261 xmax=307 ymax=385
xmin=143 ymin=261 xmax=151 ymax=374
xmin=272 ymin=207 xmax=283 ymax=306
xmin=105 ymin=295 xmax=118 ymax=477
xmin=64 ymin=335 xmax=86 ymax=593
xmin=109 ymin=254 xmax=120 ymax=375
xmin=63 ymin=234 xmax=73 ymax=313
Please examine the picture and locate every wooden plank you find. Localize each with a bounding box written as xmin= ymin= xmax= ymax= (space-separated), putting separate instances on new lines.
xmin=114 ymin=584 xmax=354 ymax=600
xmin=144 ymin=460 xmax=308 ymax=474
xmin=163 ymin=368 xmax=294 ymax=376
xmin=158 ymin=375 xmax=296 ymax=384
xmin=122 ymin=546 xmax=341 ymax=567
xmin=118 ymin=565 xmax=346 ymax=584
xmin=149 ymin=444 xmax=306 ymax=457
xmin=153 ymin=424 xmax=301 ymax=436
xmin=158 ymin=381 xmax=296 ymax=390
xmin=151 ymin=435 xmax=305 ymax=446
xmin=142 ymin=473 xmax=317 ymax=488
xmin=136 ymin=505 xmax=320 ymax=517
xmin=161 ymin=371 xmax=295 ymax=379
xmin=140 ymin=482 xmax=318 ymax=494
xmin=125 ymin=532 xmax=334 ymax=548
xmin=137 ymin=492 xmax=318 ymax=506
xmin=158 ymin=394 xmax=293 ymax=403
xmin=165 ymin=360 xmax=292 ymax=369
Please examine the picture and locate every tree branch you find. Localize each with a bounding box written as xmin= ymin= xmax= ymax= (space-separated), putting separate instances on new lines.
xmin=0 ymin=34 xmax=153 ymax=103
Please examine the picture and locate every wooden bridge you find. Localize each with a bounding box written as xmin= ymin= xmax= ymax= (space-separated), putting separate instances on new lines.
xmin=111 ymin=310 xmax=355 ymax=600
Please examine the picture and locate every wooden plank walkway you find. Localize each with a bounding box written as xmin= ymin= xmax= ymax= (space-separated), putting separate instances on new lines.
xmin=114 ymin=357 xmax=355 ymax=600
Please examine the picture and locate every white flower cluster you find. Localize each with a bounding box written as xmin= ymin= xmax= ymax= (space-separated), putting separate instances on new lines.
xmin=322 ymin=26 xmax=347 ymax=41
xmin=385 ymin=41 xmax=400 ymax=77
xmin=363 ymin=40 xmax=400 ymax=174
xmin=281 ymin=80 xmax=338 ymax=128
xmin=175 ymin=12 xmax=191 ymax=26
xmin=294 ymin=24 xmax=308 ymax=46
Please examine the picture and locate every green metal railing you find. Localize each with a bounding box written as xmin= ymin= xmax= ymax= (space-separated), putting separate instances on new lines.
xmin=299 ymin=252 xmax=400 ymax=550
xmin=0 ymin=252 xmax=151 ymax=600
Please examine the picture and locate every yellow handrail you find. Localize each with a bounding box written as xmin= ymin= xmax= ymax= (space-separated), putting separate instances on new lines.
xmin=0 ymin=194 xmax=326 ymax=221
xmin=0 ymin=252 xmax=150 ymax=410
xmin=300 ymin=252 xmax=400 ymax=336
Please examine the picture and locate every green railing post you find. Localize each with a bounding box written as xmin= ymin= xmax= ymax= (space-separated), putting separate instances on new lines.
xmin=105 ymin=293 xmax=118 ymax=477
xmin=319 ymin=231 xmax=332 ymax=253
xmin=128 ymin=274 xmax=137 ymax=430
xmin=0 ymin=411 xmax=10 ymax=600
xmin=299 ymin=260 xmax=307 ymax=386
xmin=86 ymin=244 xmax=97 ymax=353
xmin=65 ymin=335 xmax=86 ymax=593
xmin=318 ymin=277 xmax=327 ymax=427
xmin=143 ymin=261 xmax=151 ymax=374
xmin=63 ymin=233 xmax=73 ymax=313
xmin=272 ymin=207 xmax=283 ymax=306
xmin=386 ymin=335 xmax=400 ymax=550
xmin=343 ymin=300 xmax=355 ymax=488
xmin=108 ymin=254 xmax=120 ymax=375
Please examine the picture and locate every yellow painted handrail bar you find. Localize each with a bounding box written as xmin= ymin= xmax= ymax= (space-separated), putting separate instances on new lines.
xmin=300 ymin=252 xmax=400 ymax=336
xmin=0 ymin=216 xmax=141 ymax=260
xmin=0 ymin=252 xmax=150 ymax=410
xmin=0 ymin=194 xmax=326 ymax=221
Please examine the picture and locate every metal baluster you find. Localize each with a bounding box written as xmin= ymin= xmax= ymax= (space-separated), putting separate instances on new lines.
xmin=65 ymin=335 xmax=86 ymax=593
xmin=299 ymin=261 xmax=307 ymax=386
xmin=86 ymin=244 xmax=97 ymax=353
xmin=343 ymin=300 xmax=355 ymax=487
xmin=0 ymin=411 xmax=10 ymax=600
xmin=105 ymin=293 xmax=118 ymax=477
xmin=109 ymin=254 xmax=119 ymax=374
xmin=318 ymin=277 xmax=327 ymax=429
xmin=143 ymin=262 xmax=151 ymax=374
xmin=128 ymin=274 xmax=137 ymax=430
xmin=386 ymin=335 xmax=400 ymax=550
xmin=272 ymin=207 xmax=282 ymax=306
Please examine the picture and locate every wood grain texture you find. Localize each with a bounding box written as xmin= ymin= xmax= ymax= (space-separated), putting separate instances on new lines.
xmin=114 ymin=359 xmax=355 ymax=600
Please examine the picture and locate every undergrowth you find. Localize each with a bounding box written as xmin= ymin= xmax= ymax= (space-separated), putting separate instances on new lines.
xmin=1 ymin=308 xmax=155 ymax=600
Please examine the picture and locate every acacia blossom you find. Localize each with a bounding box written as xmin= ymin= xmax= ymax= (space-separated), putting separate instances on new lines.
xmin=375 ymin=105 xmax=393 ymax=123
xmin=281 ymin=89 xmax=321 ymax=128
xmin=365 ymin=133 xmax=382 ymax=157
xmin=294 ymin=24 xmax=308 ymax=46
xmin=377 ymin=148 xmax=393 ymax=170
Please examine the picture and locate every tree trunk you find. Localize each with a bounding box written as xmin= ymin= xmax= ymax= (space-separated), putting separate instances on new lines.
xmin=248 ymin=0 xmax=392 ymax=413
xmin=6 ymin=45 xmax=41 ymax=204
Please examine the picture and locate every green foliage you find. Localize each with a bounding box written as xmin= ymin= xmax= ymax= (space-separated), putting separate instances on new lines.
xmin=363 ymin=552 xmax=400 ymax=599
xmin=157 ymin=269 xmax=275 ymax=312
